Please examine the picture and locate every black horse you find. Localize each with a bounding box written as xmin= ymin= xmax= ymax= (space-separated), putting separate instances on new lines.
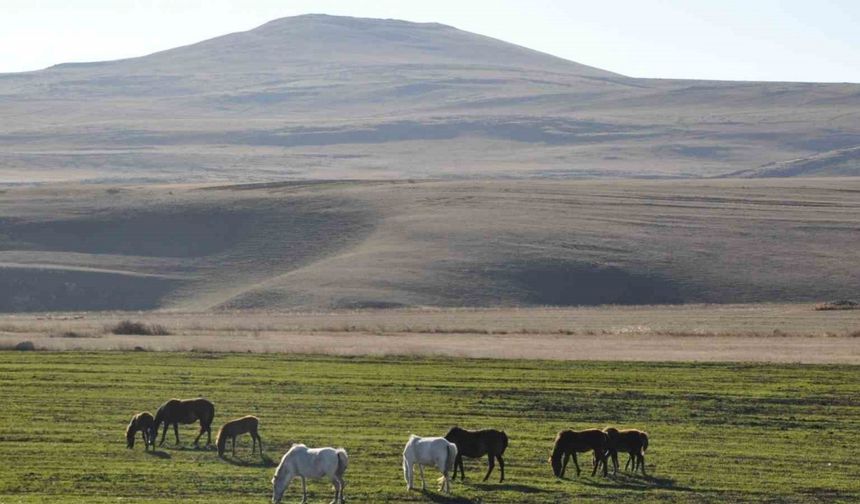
xmin=549 ymin=429 xmax=609 ymax=478
xmin=444 ymin=426 xmax=509 ymax=482
xmin=150 ymin=398 xmax=215 ymax=447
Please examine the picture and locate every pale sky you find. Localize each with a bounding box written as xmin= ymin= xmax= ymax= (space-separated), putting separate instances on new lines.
xmin=1 ymin=0 xmax=858 ymax=82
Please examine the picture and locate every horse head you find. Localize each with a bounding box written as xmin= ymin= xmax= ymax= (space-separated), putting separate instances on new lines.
xmin=444 ymin=425 xmax=463 ymax=440
xmin=271 ymin=469 xmax=290 ymax=504
xmin=125 ymin=420 xmax=136 ymax=448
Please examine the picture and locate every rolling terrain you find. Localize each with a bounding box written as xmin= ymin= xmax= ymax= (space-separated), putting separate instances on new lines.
xmin=1 ymin=14 xmax=859 ymax=183
xmin=0 ymin=178 xmax=858 ymax=312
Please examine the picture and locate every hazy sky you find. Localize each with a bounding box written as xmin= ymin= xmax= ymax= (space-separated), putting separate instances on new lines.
xmin=2 ymin=0 xmax=858 ymax=82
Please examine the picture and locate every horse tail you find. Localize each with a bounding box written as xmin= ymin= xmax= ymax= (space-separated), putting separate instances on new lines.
xmin=640 ymin=432 xmax=649 ymax=455
xmin=336 ymin=449 xmax=349 ymax=478
xmin=446 ymin=441 xmax=457 ymax=474
xmin=205 ymin=401 xmax=215 ymax=427
xmin=500 ymin=430 xmax=509 ymax=453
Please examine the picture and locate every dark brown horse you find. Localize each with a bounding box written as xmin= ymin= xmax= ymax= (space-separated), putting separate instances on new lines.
xmin=126 ymin=411 xmax=154 ymax=450
xmin=444 ymin=426 xmax=508 ymax=482
xmin=550 ymin=429 xmax=609 ymax=478
xmin=150 ymin=398 xmax=215 ymax=447
xmin=216 ymin=415 xmax=263 ymax=458
xmin=604 ymin=427 xmax=649 ymax=475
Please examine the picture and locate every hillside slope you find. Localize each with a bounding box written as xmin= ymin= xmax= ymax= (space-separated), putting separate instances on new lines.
xmin=0 ymin=179 xmax=857 ymax=312
xmin=1 ymin=14 xmax=859 ymax=183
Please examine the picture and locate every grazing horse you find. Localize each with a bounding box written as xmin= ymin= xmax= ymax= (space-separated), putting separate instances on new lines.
xmin=125 ymin=411 xmax=154 ymax=450
xmin=444 ymin=426 xmax=508 ymax=482
xmin=271 ymin=444 xmax=348 ymax=504
xmin=402 ymin=435 xmax=457 ymax=494
xmin=549 ymin=429 xmax=609 ymax=478
xmin=150 ymin=398 xmax=215 ymax=447
xmin=216 ymin=415 xmax=263 ymax=458
xmin=603 ymin=427 xmax=649 ymax=475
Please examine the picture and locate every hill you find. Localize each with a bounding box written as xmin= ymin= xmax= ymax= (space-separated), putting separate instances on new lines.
xmin=1 ymin=14 xmax=859 ymax=183
xmin=0 ymin=178 xmax=857 ymax=312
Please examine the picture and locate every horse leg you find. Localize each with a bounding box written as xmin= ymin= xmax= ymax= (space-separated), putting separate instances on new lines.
xmin=498 ymin=454 xmax=505 ymax=483
xmin=173 ymin=423 xmax=181 ymax=445
xmin=330 ymin=476 xmax=339 ymax=504
xmin=572 ymin=452 xmax=581 ymax=477
xmin=231 ymin=436 xmax=236 ymax=456
xmin=193 ymin=423 xmax=203 ymax=446
xmin=600 ymin=450 xmax=608 ymax=477
xmin=418 ymin=464 xmax=426 ymax=491
xmin=482 ymin=453 xmax=495 ymax=482
xmin=404 ymin=458 xmax=413 ymax=491
xmin=258 ymin=434 xmax=264 ymax=458
xmin=159 ymin=423 xmax=169 ymax=446
xmin=639 ymin=453 xmax=647 ymax=476
xmin=301 ymin=476 xmax=307 ymax=504
xmin=611 ymin=449 xmax=619 ymax=475
xmin=559 ymin=453 xmax=568 ymax=478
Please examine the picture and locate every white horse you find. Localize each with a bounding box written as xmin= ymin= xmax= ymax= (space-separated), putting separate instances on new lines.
xmin=402 ymin=434 xmax=458 ymax=494
xmin=272 ymin=444 xmax=348 ymax=504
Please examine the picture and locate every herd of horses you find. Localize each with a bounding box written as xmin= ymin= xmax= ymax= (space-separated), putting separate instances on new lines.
xmin=125 ymin=397 xmax=650 ymax=502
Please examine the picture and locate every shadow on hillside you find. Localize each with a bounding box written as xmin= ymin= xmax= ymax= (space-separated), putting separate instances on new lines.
xmin=144 ymin=450 xmax=171 ymax=459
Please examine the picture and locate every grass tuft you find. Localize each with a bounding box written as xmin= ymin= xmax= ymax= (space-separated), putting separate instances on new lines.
xmin=109 ymin=320 xmax=171 ymax=336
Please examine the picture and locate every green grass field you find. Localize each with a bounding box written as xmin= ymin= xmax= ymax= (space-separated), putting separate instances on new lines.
xmin=1 ymin=352 xmax=858 ymax=503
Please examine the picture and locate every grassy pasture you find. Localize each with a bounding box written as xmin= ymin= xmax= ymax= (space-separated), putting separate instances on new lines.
xmin=0 ymin=352 xmax=858 ymax=503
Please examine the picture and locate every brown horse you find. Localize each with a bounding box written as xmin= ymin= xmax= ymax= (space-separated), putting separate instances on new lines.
xmin=550 ymin=429 xmax=609 ymax=478
xmin=126 ymin=411 xmax=154 ymax=450
xmin=216 ymin=415 xmax=263 ymax=458
xmin=444 ymin=426 xmax=508 ymax=482
xmin=604 ymin=427 xmax=649 ymax=475
xmin=150 ymin=398 xmax=215 ymax=447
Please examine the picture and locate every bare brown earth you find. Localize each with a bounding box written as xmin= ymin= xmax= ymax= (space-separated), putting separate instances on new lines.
xmin=2 ymin=304 xmax=857 ymax=363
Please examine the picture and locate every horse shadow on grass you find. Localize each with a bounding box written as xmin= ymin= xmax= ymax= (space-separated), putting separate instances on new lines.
xmin=418 ymin=489 xmax=475 ymax=504
xmin=163 ymin=444 xmax=216 ymax=452
xmin=220 ymin=453 xmax=277 ymax=468
xmin=580 ymin=473 xmax=692 ymax=493
xmin=143 ymin=450 xmax=171 ymax=459
xmin=469 ymin=482 xmax=548 ymax=494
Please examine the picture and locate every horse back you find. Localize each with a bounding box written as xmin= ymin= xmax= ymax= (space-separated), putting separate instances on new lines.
xmin=615 ymin=429 xmax=647 ymax=453
xmin=559 ymin=429 xmax=607 ymax=452
xmin=445 ymin=428 xmax=508 ymax=457
xmin=136 ymin=412 xmax=155 ymax=430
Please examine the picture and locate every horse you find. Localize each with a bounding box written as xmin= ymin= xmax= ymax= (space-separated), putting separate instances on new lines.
xmin=149 ymin=398 xmax=215 ymax=447
xmin=444 ymin=426 xmax=508 ymax=482
xmin=603 ymin=427 xmax=649 ymax=475
xmin=549 ymin=429 xmax=609 ymax=478
xmin=216 ymin=415 xmax=263 ymax=458
xmin=402 ymin=434 xmax=457 ymax=494
xmin=125 ymin=411 xmax=154 ymax=450
xmin=271 ymin=444 xmax=348 ymax=504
